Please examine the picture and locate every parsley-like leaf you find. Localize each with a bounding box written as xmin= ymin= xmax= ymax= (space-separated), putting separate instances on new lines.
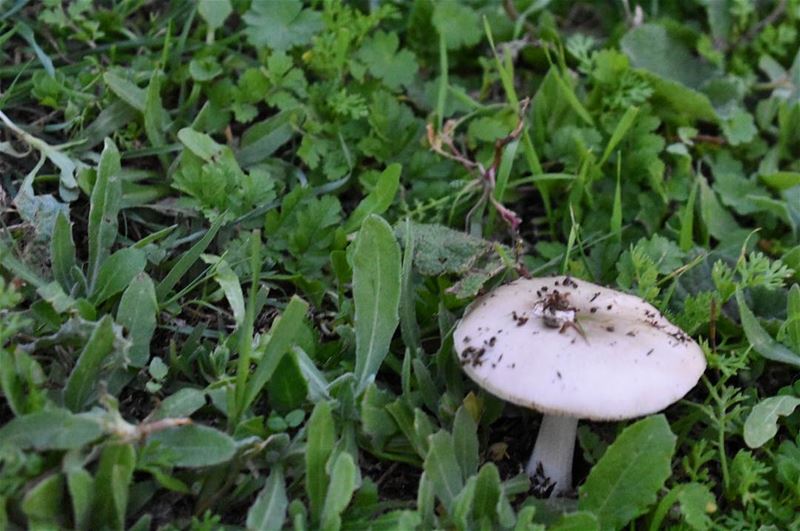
xmin=243 ymin=0 xmax=323 ymax=52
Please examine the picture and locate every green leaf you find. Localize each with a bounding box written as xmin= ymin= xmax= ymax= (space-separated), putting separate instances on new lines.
xmin=452 ymin=406 xmax=479 ymax=479
xmin=267 ymin=348 xmax=308 ymax=412
xmin=0 ymin=410 xmax=102 ymax=450
xmin=343 ymin=164 xmax=401 ymax=233
xmin=51 ymin=211 xmax=77 ymax=292
xmin=432 ymin=1 xmax=481 ymax=50
xmin=320 ymin=452 xmax=357 ymax=531
xmin=116 ymin=273 xmax=158 ymax=368
xmin=761 ymin=171 xmax=800 ymax=191
xmin=579 ymin=415 xmax=677 ymax=530
xmin=306 ymin=401 xmax=335 ymax=521
xmin=90 ymin=247 xmax=147 ymax=305
xmin=353 ymin=215 xmax=401 ymax=393
xmin=787 ymin=284 xmax=800 ymax=352
xmin=155 ymin=213 xmax=225 ymax=301
xmin=621 ymin=24 xmax=716 ymax=90
xmin=551 ymin=512 xmax=600 ymax=531
xmin=237 ymin=110 xmax=297 ymax=167
xmin=357 ymin=31 xmax=419 ymax=90
xmin=198 ymin=0 xmax=232 ymax=31
xmin=744 ymin=395 xmax=800 ymax=448
xmin=241 ymin=295 xmax=309 ymax=413
xmin=243 ymin=0 xmax=323 ymax=52
xmin=22 ymin=473 xmax=63 ymax=525
xmin=146 ymin=425 xmax=236 ymax=467
xmin=424 ymin=430 xmax=464 ymax=512
xmin=472 ymin=463 xmax=502 ymax=524
xmin=201 ymin=254 xmax=245 ymax=325
xmin=399 ymin=219 xmax=420 ymax=353
xmin=151 ymin=388 xmax=206 ymax=421
xmin=87 ymin=139 xmax=122 ymax=289
xmin=104 ymin=71 xmax=145 ymax=111
xmin=677 ymin=483 xmax=715 ymax=530
xmin=64 ymin=315 xmax=119 ymax=412
xmin=144 ymin=69 xmax=167 ymax=151
xmin=247 ymin=467 xmax=288 ymax=531
xmin=67 ymin=468 xmax=94 ymax=530
xmin=93 ymin=443 xmax=135 ymax=531
xmin=736 ymin=290 xmax=800 ymax=368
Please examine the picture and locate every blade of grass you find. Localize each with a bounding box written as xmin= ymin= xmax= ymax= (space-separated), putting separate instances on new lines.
xmin=155 ymin=212 xmax=226 ymax=302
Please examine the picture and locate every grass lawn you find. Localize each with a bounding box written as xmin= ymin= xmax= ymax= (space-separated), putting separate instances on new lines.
xmin=2 ymin=1 xmax=800 ymax=529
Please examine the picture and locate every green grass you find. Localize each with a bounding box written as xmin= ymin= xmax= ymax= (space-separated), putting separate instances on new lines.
xmin=1 ymin=0 xmax=800 ymax=529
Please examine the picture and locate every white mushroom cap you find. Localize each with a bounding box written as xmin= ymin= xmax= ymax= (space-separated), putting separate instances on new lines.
xmin=454 ymin=276 xmax=706 ymax=421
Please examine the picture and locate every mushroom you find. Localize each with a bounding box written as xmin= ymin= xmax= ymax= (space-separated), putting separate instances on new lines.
xmin=453 ymin=276 xmax=706 ymax=497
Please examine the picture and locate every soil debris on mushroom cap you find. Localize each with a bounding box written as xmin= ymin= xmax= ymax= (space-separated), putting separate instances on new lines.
xmin=454 ymin=276 xmax=707 ymax=421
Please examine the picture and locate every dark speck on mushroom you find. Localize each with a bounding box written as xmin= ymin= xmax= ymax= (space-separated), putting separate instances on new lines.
xmin=606 ymin=326 xmax=615 ymax=332
xmin=557 ymin=371 xmax=562 ymax=379
xmin=463 ymin=336 xmax=471 ymax=343
xmin=590 ymin=292 xmax=600 ymax=302
xmin=646 ymin=348 xmax=654 ymax=356
xmin=607 ymin=304 xmax=613 ymax=310
xmin=541 ymin=286 xmax=549 ymax=292
xmin=590 ymin=307 xmax=598 ymax=313
xmin=626 ymin=331 xmax=636 ymax=337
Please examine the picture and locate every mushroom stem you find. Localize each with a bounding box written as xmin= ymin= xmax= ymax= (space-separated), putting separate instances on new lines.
xmin=526 ymin=414 xmax=578 ymax=497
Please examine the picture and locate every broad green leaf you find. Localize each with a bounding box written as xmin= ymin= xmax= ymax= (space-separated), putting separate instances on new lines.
xmin=177 ymin=128 xmax=222 ymax=160
xmin=64 ymin=316 xmax=119 ymax=411
xmin=343 ymin=164 xmax=401 ymax=233
xmin=0 ymin=410 xmax=101 ymax=450
xmin=90 ymin=247 xmax=147 ymax=305
xmin=551 ymin=512 xmax=600 ymax=531
xmin=295 ymin=347 xmax=331 ymax=401
xmin=67 ymin=468 xmax=94 ymax=530
xmin=146 ymin=425 xmax=236 ymax=467
xmin=761 ymin=171 xmax=800 ymax=191
xmin=472 ymin=463 xmax=502 ymax=524
xmin=242 ymin=295 xmax=309 ymax=412
xmin=452 ymin=406 xmax=479 ymax=479
xmin=356 ymin=31 xmax=419 ymax=90
xmin=87 ymin=139 xmax=122 ymax=289
xmin=744 ymin=395 xmax=800 ymax=448
xmin=155 ymin=213 xmax=225 ymax=301
xmin=621 ymin=24 xmax=716 ymax=90
xmin=0 ymin=348 xmax=46 ymax=416
xmin=201 ymin=254 xmax=245 ymax=325
xmin=237 ymin=110 xmax=298 ymax=167
xmin=93 ymin=443 xmax=135 ymax=531
xmin=424 ymin=430 xmax=464 ymax=511
xmin=452 ymin=475 xmax=477 ymax=528
xmin=736 ymin=290 xmax=800 ymax=368
xmin=306 ymin=401 xmax=335 ymax=521
xmin=247 ymin=467 xmax=288 ymax=531
xmin=104 ymin=71 xmax=145 ymax=111
xmin=432 ymin=1 xmax=481 ymax=49
xmin=320 ymin=452 xmax=357 ymax=531
xmin=198 ymin=0 xmax=232 ymax=31
xmin=51 ymin=211 xmax=77 ymax=292
xmin=22 ymin=473 xmax=63 ymax=525
xmin=243 ymin=0 xmax=323 ymax=51
xmin=417 ymin=471 xmax=436 ymax=529
xmin=579 ymin=415 xmax=676 ymax=530
xmin=267 ymin=348 xmax=308 ymax=412
xmin=151 ymin=388 xmax=206 ymax=421
xmin=116 ymin=273 xmax=158 ymax=368
xmin=677 ymin=483 xmax=716 ymax=531
xmin=352 ymin=215 xmax=401 ymax=393
xmin=699 ymin=177 xmax=747 ymax=244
